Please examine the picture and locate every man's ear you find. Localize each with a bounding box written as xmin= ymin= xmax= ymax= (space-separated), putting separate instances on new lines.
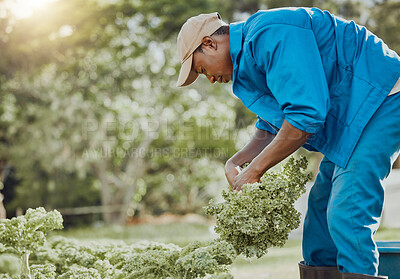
xmin=201 ymin=36 xmax=217 ymax=50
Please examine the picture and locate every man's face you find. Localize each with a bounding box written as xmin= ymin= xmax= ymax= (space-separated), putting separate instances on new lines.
xmin=191 ymin=36 xmax=233 ymax=84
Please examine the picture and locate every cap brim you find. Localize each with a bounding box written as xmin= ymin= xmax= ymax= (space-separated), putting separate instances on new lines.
xmin=176 ymin=54 xmax=199 ymax=87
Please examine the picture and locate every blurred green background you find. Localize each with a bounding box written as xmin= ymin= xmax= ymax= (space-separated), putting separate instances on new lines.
xmin=0 ymin=0 xmax=399 ymax=228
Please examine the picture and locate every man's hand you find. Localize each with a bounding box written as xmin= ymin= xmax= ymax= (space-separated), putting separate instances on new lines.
xmin=225 ymin=159 xmax=239 ymax=187
xmin=224 ymin=128 xmax=276 ymax=188
xmin=224 ymin=120 xmax=311 ymax=191
xmin=233 ymin=165 xmax=262 ymax=191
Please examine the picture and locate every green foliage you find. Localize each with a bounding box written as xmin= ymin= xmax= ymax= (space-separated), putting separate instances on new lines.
xmin=33 ymin=237 xmax=236 ymax=279
xmin=0 ymin=156 xmax=309 ymax=277
xmin=56 ymin=266 xmax=102 ymax=279
xmin=207 ymin=273 xmax=234 ymax=279
xmin=205 ymin=157 xmax=311 ymax=258
xmin=0 ymin=208 xmax=63 ymax=279
xmin=143 ymin=158 xmax=229 ymax=214
xmin=30 ymin=264 xmax=57 ymax=279
xmin=173 ymin=240 xmax=236 ymax=278
xmin=367 ymin=0 xmax=400 ymax=54
xmin=0 ymin=208 xmax=63 ymax=254
xmin=0 ymin=208 xmax=235 ymax=278
xmin=0 ymin=254 xmax=21 ymax=275
xmin=0 ymin=0 xmax=240 ymax=221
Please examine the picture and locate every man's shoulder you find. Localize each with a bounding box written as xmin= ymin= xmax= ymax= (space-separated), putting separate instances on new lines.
xmin=243 ymin=7 xmax=317 ymax=35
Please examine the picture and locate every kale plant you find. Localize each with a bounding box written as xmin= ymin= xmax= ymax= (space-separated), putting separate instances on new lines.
xmin=0 ymin=254 xmax=21 ymax=275
xmin=204 ymin=156 xmax=311 ymax=258
xmin=0 ymin=207 xmax=63 ymax=279
xmin=29 ymin=236 xmax=236 ymax=278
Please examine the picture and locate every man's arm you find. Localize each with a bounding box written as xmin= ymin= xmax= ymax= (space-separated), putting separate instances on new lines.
xmin=232 ymin=119 xmax=312 ymax=190
xmin=225 ymin=128 xmax=275 ymax=186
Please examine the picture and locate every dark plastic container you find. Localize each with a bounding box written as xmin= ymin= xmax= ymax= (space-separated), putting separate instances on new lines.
xmin=377 ymin=241 xmax=400 ymax=279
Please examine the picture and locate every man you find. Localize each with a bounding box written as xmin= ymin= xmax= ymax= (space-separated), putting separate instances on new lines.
xmin=176 ymin=8 xmax=400 ymax=279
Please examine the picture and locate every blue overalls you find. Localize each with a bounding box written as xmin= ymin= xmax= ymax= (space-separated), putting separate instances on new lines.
xmin=229 ymin=7 xmax=400 ymax=275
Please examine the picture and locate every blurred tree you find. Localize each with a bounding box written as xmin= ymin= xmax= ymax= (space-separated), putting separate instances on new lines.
xmin=0 ymin=0 xmax=239 ymax=224
xmin=367 ymin=0 xmax=400 ymax=53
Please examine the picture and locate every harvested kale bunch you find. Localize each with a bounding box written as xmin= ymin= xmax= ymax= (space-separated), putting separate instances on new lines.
xmin=204 ymin=156 xmax=312 ymax=258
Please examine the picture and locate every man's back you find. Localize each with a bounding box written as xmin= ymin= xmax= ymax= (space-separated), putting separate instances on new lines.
xmin=243 ymin=7 xmax=400 ymax=94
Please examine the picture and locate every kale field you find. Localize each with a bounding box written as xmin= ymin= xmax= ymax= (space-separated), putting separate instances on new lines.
xmin=1 ymin=157 xmax=398 ymax=278
xmin=1 ymin=208 xmax=399 ymax=278
xmin=0 ymin=158 xmax=311 ymax=278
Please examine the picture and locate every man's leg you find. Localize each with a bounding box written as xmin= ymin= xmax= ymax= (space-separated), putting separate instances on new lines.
xmin=302 ymin=156 xmax=339 ymax=267
xmin=326 ymin=93 xmax=400 ymax=275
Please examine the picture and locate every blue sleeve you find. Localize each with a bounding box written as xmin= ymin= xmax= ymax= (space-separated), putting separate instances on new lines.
xmin=255 ymin=116 xmax=278 ymax=135
xmin=251 ymin=24 xmax=330 ymax=134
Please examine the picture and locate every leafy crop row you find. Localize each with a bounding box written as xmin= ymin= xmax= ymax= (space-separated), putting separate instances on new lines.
xmin=0 ymin=208 xmax=235 ymax=278
xmin=0 ymin=157 xmax=310 ymax=278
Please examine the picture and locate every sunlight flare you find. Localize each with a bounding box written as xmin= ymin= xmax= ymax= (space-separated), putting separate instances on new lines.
xmin=4 ymin=0 xmax=58 ymax=19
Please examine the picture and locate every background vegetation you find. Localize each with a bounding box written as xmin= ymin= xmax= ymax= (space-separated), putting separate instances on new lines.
xmin=0 ymin=0 xmax=399 ymax=227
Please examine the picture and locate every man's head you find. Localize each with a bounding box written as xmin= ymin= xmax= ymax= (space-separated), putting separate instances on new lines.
xmin=176 ymin=12 xmax=233 ymax=87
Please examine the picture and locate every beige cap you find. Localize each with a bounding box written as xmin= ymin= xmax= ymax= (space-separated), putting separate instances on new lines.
xmin=176 ymin=12 xmax=226 ymax=87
